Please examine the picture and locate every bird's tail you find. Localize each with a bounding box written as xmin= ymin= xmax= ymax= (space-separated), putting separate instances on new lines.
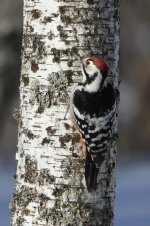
xmin=85 ymin=151 xmax=99 ymax=192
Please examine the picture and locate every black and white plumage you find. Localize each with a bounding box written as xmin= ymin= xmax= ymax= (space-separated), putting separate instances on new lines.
xmin=71 ymin=55 xmax=118 ymax=192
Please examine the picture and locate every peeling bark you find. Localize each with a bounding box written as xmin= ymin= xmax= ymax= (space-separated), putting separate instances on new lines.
xmin=10 ymin=0 xmax=120 ymax=225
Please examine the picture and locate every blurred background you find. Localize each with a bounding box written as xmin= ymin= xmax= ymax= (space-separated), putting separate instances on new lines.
xmin=0 ymin=0 xmax=150 ymax=225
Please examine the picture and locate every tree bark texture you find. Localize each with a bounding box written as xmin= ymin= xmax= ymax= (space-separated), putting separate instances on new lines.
xmin=10 ymin=0 xmax=120 ymax=225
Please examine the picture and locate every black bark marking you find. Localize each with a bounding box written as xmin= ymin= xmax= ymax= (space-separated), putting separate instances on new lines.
xmin=41 ymin=137 xmax=50 ymax=145
xmin=31 ymin=60 xmax=39 ymax=73
xmin=51 ymin=48 xmax=61 ymax=63
xmin=31 ymin=9 xmax=42 ymax=19
xmin=87 ymin=0 xmax=94 ymax=5
xmin=25 ymin=156 xmax=38 ymax=183
xmin=64 ymin=123 xmax=71 ymax=130
xmin=38 ymin=169 xmax=55 ymax=186
xmin=52 ymin=188 xmax=64 ymax=197
xmin=32 ymin=36 xmax=46 ymax=60
xmin=22 ymin=75 xmax=29 ymax=86
xmin=36 ymin=106 xmax=44 ymax=114
xmin=46 ymin=126 xmax=57 ymax=135
xmin=72 ymin=133 xmax=80 ymax=144
xmin=59 ymin=134 xmax=72 ymax=147
xmin=43 ymin=16 xmax=53 ymax=23
xmin=26 ymin=130 xmax=35 ymax=139
xmin=29 ymin=25 xmax=34 ymax=32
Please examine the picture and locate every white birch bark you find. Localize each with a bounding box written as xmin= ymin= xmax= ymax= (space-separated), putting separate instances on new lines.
xmin=10 ymin=0 xmax=120 ymax=225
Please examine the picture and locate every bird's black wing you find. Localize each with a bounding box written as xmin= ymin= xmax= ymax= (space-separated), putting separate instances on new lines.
xmin=73 ymin=84 xmax=117 ymax=191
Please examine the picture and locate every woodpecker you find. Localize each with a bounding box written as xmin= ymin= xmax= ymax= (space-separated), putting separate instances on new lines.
xmin=71 ymin=55 xmax=118 ymax=192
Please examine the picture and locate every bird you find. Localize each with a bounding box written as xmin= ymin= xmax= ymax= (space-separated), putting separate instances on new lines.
xmin=71 ymin=55 xmax=118 ymax=192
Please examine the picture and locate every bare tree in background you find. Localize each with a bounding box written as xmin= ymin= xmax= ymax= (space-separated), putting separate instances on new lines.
xmin=10 ymin=0 xmax=119 ymax=225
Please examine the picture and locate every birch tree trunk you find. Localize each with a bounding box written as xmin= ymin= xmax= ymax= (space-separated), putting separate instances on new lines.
xmin=10 ymin=0 xmax=120 ymax=225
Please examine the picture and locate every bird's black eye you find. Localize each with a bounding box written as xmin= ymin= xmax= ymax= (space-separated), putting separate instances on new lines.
xmin=86 ymin=60 xmax=90 ymax=65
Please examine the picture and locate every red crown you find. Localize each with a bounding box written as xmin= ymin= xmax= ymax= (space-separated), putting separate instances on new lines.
xmin=90 ymin=56 xmax=108 ymax=75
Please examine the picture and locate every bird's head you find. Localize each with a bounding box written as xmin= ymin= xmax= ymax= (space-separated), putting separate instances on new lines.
xmin=81 ymin=55 xmax=108 ymax=92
